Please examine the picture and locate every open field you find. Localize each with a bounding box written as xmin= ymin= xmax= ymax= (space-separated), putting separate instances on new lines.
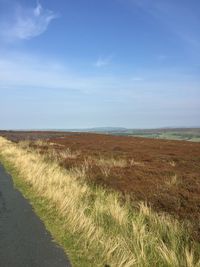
xmin=1 ymin=130 xmax=200 ymax=242
xmin=116 ymin=128 xmax=200 ymax=142
xmin=0 ymin=135 xmax=200 ymax=267
xmin=75 ymin=127 xmax=200 ymax=142
xmin=1 ymin=128 xmax=200 ymax=142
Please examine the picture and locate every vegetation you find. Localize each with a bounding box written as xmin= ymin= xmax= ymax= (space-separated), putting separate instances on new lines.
xmin=1 ymin=128 xmax=200 ymax=142
xmin=108 ymin=129 xmax=200 ymax=142
xmin=0 ymin=136 xmax=200 ymax=266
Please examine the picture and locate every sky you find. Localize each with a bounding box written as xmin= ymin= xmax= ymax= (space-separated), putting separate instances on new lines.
xmin=0 ymin=0 xmax=199 ymax=129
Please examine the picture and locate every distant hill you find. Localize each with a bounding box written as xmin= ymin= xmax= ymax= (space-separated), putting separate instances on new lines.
xmin=81 ymin=127 xmax=128 ymax=132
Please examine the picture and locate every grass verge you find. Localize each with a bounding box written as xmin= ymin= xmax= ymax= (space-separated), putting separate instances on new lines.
xmin=0 ymin=137 xmax=200 ymax=267
xmin=0 ymin=155 xmax=94 ymax=266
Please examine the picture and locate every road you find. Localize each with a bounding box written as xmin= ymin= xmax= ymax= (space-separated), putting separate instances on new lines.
xmin=0 ymin=164 xmax=71 ymax=267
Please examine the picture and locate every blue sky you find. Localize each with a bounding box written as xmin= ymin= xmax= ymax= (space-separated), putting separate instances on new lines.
xmin=0 ymin=0 xmax=199 ymax=129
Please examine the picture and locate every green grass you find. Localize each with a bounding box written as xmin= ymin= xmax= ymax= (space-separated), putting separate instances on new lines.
xmin=111 ymin=129 xmax=200 ymax=142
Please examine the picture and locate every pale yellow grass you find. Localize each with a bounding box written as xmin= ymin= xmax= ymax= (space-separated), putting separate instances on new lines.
xmin=19 ymin=140 xmax=80 ymax=162
xmin=0 ymin=137 xmax=199 ymax=267
xmin=87 ymin=156 xmax=144 ymax=178
xmin=165 ymin=174 xmax=181 ymax=187
xmin=96 ymin=157 xmax=128 ymax=168
xmin=169 ymin=160 xmax=176 ymax=167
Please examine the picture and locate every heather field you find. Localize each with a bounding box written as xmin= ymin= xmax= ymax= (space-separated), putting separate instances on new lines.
xmin=0 ymin=135 xmax=200 ymax=267
xmin=1 ymin=131 xmax=200 ymax=242
xmin=1 ymin=131 xmax=200 ymax=266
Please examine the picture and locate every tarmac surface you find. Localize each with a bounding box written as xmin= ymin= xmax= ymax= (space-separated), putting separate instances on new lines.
xmin=0 ymin=164 xmax=71 ymax=267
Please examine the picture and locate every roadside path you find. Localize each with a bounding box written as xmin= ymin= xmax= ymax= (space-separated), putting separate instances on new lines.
xmin=0 ymin=164 xmax=71 ymax=267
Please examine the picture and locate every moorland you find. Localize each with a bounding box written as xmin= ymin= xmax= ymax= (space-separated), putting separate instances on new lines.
xmin=0 ymin=130 xmax=200 ymax=266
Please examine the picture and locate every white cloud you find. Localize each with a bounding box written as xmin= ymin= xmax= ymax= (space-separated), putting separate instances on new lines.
xmin=95 ymin=55 xmax=113 ymax=67
xmin=0 ymin=1 xmax=58 ymax=41
xmin=34 ymin=2 xmax=42 ymax=17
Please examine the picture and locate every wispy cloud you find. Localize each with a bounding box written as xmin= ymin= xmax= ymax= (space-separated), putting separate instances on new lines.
xmin=95 ymin=55 xmax=113 ymax=67
xmin=0 ymin=1 xmax=58 ymax=41
xmin=0 ymin=51 xmax=198 ymax=96
xmin=131 ymin=76 xmax=144 ymax=81
xmin=0 ymin=52 xmax=118 ymax=92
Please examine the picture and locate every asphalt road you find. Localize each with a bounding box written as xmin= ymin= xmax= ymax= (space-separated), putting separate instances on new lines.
xmin=0 ymin=164 xmax=71 ymax=267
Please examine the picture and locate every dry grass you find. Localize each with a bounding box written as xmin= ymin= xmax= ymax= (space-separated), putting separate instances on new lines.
xmin=90 ymin=156 xmax=141 ymax=178
xmin=169 ymin=160 xmax=176 ymax=167
xmin=19 ymin=140 xmax=80 ymax=162
xmin=46 ymin=148 xmax=80 ymax=163
xmin=90 ymin=157 xmax=127 ymax=178
xmin=59 ymin=148 xmax=80 ymax=159
xmin=165 ymin=174 xmax=181 ymax=187
xmin=96 ymin=157 xmax=128 ymax=168
xmin=0 ymin=136 xmax=200 ymax=267
xmin=129 ymin=158 xmax=145 ymax=167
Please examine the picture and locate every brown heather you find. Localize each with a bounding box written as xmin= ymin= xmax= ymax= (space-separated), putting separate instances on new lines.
xmin=0 ymin=136 xmax=200 ymax=267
